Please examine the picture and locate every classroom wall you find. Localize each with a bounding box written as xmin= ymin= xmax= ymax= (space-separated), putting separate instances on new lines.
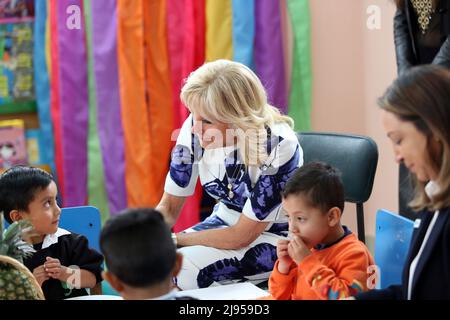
xmin=309 ymin=0 xmax=399 ymax=251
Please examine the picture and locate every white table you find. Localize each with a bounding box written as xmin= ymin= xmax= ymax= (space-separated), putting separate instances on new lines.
xmin=65 ymin=295 xmax=123 ymax=300
xmin=177 ymin=282 xmax=270 ymax=300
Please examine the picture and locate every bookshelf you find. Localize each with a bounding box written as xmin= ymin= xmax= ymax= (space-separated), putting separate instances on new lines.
xmin=0 ymin=110 xmax=39 ymax=129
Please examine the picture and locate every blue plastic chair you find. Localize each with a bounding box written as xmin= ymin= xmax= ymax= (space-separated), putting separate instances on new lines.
xmin=374 ymin=209 xmax=414 ymax=289
xmin=60 ymin=206 xmax=119 ymax=296
xmin=2 ymin=205 xmax=101 ymax=251
xmin=59 ymin=206 xmax=101 ymax=252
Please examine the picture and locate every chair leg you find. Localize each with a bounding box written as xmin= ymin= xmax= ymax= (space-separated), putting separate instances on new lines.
xmin=356 ymin=203 xmax=365 ymax=243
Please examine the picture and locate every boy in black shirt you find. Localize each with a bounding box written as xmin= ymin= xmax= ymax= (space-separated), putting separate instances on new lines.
xmin=0 ymin=166 xmax=103 ymax=299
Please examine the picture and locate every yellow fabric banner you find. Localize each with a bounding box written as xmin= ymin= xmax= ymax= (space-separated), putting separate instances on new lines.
xmin=205 ymin=0 xmax=233 ymax=61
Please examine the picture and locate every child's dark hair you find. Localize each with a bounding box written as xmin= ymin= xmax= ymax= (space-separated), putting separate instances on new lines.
xmin=0 ymin=166 xmax=54 ymax=223
xmin=282 ymin=162 xmax=345 ymax=213
xmin=100 ymin=208 xmax=176 ymax=288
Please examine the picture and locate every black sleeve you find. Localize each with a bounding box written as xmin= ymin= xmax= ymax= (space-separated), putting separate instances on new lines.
xmin=394 ymin=8 xmax=416 ymax=74
xmin=354 ymin=285 xmax=403 ymax=300
xmin=69 ymin=234 xmax=104 ymax=284
xmin=433 ymin=35 xmax=450 ymax=68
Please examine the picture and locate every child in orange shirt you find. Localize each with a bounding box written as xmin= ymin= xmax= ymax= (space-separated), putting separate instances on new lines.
xmin=269 ymin=162 xmax=375 ymax=300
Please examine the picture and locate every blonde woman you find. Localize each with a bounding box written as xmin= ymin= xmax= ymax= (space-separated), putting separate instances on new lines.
xmin=157 ymin=60 xmax=303 ymax=290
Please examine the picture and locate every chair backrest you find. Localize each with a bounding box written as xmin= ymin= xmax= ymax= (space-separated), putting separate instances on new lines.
xmin=59 ymin=206 xmax=101 ymax=252
xmin=374 ymin=209 xmax=414 ymax=289
xmin=57 ymin=207 xmax=117 ymax=295
xmin=297 ymin=132 xmax=378 ymax=203
xmin=297 ymin=132 xmax=378 ymax=242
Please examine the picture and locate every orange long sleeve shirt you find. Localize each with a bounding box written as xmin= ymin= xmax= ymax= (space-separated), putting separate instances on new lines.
xmin=269 ymin=233 xmax=375 ymax=300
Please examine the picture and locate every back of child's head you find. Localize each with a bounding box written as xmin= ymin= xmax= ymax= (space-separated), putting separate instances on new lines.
xmin=282 ymin=161 xmax=345 ymax=213
xmin=100 ymin=208 xmax=176 ymax=288
xmin=0 ymin=166 xmax=54 ymax=223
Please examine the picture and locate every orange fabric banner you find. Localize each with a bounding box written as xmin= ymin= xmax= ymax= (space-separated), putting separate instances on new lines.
xmin=117 ymin=0 xmax=154 ymax=206
xmin=143 ymin=0 xmax=174 ymax=205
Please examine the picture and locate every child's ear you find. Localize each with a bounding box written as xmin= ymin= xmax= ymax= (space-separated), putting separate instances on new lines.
xmin=102 ymin=271 xmax=124 ymax=293
xmin=9 ymin=210 xmax=24 ymax=222
xmin=172 ymin=252 xmax=183 ymax=278
xmin=327 ymin=207 xmax=342 ymax=227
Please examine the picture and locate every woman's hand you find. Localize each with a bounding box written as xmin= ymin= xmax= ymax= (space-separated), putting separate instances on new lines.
xmin=176 ymin=214 xmax=269 ymax=249
xmin=287 ymin=235 xmax=311 ymax=264
xmin=276 ymin=239 xmax=293 ymax=274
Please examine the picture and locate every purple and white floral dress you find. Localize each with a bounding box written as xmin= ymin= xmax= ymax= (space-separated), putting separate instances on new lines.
xmin=165 ymin=114 xmax=303 ymax=290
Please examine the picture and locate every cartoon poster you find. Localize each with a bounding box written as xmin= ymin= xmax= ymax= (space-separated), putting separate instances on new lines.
xmin=0 ymin=118 xmax=28 ymax=168
xmin=0 ymin=0 xmax=34 ymax=113
xmin=0 ymin=0 xmax=34 ymax=23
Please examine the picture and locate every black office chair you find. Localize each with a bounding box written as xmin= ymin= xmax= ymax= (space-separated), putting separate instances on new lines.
xmin=297 ymin=132 xmax=378 ymax=243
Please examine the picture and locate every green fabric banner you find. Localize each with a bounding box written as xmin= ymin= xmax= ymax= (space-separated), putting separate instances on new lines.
xmin=287 ymin=0 xmax=312 ymax=131
xmin=84 ymin=0 xmax=110 ymax=225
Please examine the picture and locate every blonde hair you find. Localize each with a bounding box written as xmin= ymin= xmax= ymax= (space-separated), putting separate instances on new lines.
xmin=180 ymin=59 xmax=294 ymax=166
xmin=378 ymin=65 xmax=450 ymax=211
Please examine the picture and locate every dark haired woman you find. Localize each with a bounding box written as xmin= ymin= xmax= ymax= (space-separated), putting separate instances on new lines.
xmin=356 ymin=65 xmax=450 ymax=299
xmin=393 ymin=0 xmax=449 ymax=219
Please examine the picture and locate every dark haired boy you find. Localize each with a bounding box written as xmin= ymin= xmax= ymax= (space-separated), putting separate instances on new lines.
xmin=100 ymin=208 xmax=189 ymax=300
xmin=269 ymin=162 xmax=375 ymax=300
xmin=0 ymin=166 xmax=103 ymax=300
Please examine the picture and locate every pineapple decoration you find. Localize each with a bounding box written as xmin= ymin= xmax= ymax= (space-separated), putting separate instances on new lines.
xmin=0 ymin=214 xmax=44 ymax=300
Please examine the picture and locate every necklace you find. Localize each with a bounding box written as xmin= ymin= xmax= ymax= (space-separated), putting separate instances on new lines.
xmin=204 ymin=148 xmax=242 ymax=200
xmin=223 ymin=155 xmax=242 ymax=199
xmin=410 ymin=0 xmax=436 ymax=34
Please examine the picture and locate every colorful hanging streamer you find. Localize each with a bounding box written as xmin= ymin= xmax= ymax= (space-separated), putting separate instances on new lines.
xmin=205 ymin=0 xmax=233 ymax=61
xmin=287 ymin=0 xmax=312 ymax=131
xmin=90 ymin=0 xmax=127 ymax=216
xmin=38 ymin=0 xmax=311 ymax=227
xmin=57 ymin=0 xmax=89 ymax=206
xmin=117 ymin=0 xmax=154 ymax=207
xmin=254 ymin=0 xmax=288 ymax=114
xmin=231 ymin=0 xmax=255 ymax=69
xmin=49 ymin=0 xmax=65 ymax=200
xmin=34 ymin=0 xmax=55 ymax=175
xmin=83 ymin=0 xmax=111 ymax=224
xmin=143 ymin=0 xmax=175 ymax=206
